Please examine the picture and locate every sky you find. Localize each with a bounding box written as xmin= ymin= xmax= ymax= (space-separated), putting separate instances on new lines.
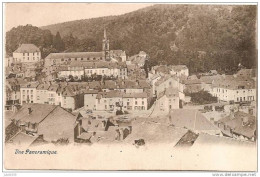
xmin=4 ymin=3 xmax=153 ymax=31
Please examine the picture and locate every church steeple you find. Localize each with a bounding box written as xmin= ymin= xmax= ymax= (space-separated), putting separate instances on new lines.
xmin=102 ymin=28 xmax=109 ymax=60
xmin=104 ymin=28 xmax=107 ymax=40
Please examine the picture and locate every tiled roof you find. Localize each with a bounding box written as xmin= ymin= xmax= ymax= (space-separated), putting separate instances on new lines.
xmin=21 ymin=82 xmax=39 ymax=88
xmin=157 ymin=88 xmax=179 ymax=99
xmin=14 ymin=44 xmax=40 ymax=53
xmin=169 ymin=109 xmax=219 ymax=131
xmin=36 ymin=83 xmax=50 ymax=90
xmin=170 ymin=65 xmax=188 ymax=71
xmin=45 ymin=52 xmax=104 ymax=59
xmin=155 ymin=75 xmax=178 ymax=86
xmin=7 ymin=132 xmax=38 ymax=146
xmin=193 ymin=133 xmax=255 ymax=147
xmin=11 ymin=104 xmax=57 ymax=124
xmin=123 ymin=92 xmax=148 ymax=98
xmin=48 ymin=84 xmax=59 ymax=92
xmin=213 ymin=77 xmax=256 ymax=89
xmin=124 ymin=121 xmax=188 ymax=144
xmin=218 ymin=111 xmax=256 ymax=138
xmin=37 ymin=106 xmax=76 ymax=142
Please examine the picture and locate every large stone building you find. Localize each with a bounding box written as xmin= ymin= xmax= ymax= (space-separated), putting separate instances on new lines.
xmin=13 ymin=44 xmax=41 ymax=63
xmin=44 ymin=29 xmax=127 ymax=67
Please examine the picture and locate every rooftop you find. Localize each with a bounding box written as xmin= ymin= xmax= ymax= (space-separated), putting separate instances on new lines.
xmin=14 ymin=44 xmax=40 ymax=53
xmin=45 ymin=52 xmax=104 ymax=59
xmin=169 ymin=109 xmax=219 ymax=132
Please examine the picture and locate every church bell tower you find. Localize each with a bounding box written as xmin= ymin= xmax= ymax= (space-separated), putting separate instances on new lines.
xmin=102 ymin=28 xmax=110 ymax=60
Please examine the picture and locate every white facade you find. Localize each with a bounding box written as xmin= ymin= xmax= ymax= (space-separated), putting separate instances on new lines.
xmin=21 ymin=87 xmax=37 ymax=104
xmin=210 ymin=87 xmax=256 ymax=102
xmin=13 ymin=52 xmax=41 ymax=63
xmin=157 ymin=95 xmax=179 ymax=112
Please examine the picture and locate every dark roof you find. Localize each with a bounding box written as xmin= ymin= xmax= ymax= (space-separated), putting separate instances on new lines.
xmin=14 ymin=44 xmax=40 ymax=53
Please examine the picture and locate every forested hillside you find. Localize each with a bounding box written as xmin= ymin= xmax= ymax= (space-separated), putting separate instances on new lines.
xmin=6 ymin=4 xmax=257 ymax=74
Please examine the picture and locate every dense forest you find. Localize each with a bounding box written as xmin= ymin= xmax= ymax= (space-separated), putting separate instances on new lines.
xmin=6 ymin=4 xmax=257 ymax=74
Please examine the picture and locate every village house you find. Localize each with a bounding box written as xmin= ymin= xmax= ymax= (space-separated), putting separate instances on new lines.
xmin=169 ymin=65 xmax=189 ymax=77
xmin=84 ymin=89 xmax=149 ymax=111
xmin=47 ymin=84 xmax=60 ymax=105
xmin=122 ymin=92 xmax=148 ymax=111
xmin=35 ymin=82 xmax=50 ymax=104
xmin=84 ymin=90 xmax=99 ymax=110
xmin=6 ymin=104 xmax=77 ymax=144
xmin=61 ymin=85 xmax=85 ymax=111
xmin=12 ymin=44 xmax=41 ymax=64
xmin=157 ymin=88 xmax=180 ymax=112
xmin=5 ymin=78 xmax=27 ymax=107
xmin=150 ymin=65 xmax=189 ymax=78
xmin=95 ymin=91 xmax=123 ymax=111
xmin=210 ymin=76 xmax=256 ymax=103
xmin=154 ymin=75 xmax=184 ymax=100
xmin=20 ymin=82 xmax=39 ymax=105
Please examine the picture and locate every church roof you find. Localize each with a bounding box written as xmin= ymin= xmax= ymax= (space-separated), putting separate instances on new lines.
xmin=45 ymin=52 xmax=104 ymax=59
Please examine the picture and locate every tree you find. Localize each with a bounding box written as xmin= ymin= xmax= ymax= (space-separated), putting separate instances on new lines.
xmin=53 ymin=32 xmax=65 ymax=52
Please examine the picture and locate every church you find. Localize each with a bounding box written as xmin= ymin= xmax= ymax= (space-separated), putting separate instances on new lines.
xmin=44 ymin=29 xmax=127 ymax=67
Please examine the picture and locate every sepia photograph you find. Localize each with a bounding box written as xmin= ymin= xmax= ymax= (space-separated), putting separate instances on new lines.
xmin=2 ymin=2 xmax=258 ymax=173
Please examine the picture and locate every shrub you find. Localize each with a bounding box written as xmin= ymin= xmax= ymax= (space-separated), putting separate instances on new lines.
xmin=189 ymin=90 xmax=217 ymax=105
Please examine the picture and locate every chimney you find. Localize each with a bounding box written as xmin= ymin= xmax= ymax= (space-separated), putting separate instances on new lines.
xmin=242 ymin=117 xmax=249 ymax=126
xmin=210 ymin=117 xmax=214 ymax=124
xmin=230 ymin=108 xmax=235 ymax=120
xmin=248 ymin=108 xmax=254 ymax=115
xmin=28 ymin=107 xmax=32 ymax=115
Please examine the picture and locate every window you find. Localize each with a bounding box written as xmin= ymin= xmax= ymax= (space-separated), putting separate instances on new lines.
xmin=142 ymin=101 xmax=144 ymax=105
xmin=104 ymin=100 xmax=106 ymax=103
xmin=105 ymin=105 xmax=107 ymax=109
xmin=127 ymin=102 xmax=130 ymax=106
xmin=61 ymin=58 xmax=64 ymax=61
xmin=135 ymin=101 xmax=137 ymax=104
